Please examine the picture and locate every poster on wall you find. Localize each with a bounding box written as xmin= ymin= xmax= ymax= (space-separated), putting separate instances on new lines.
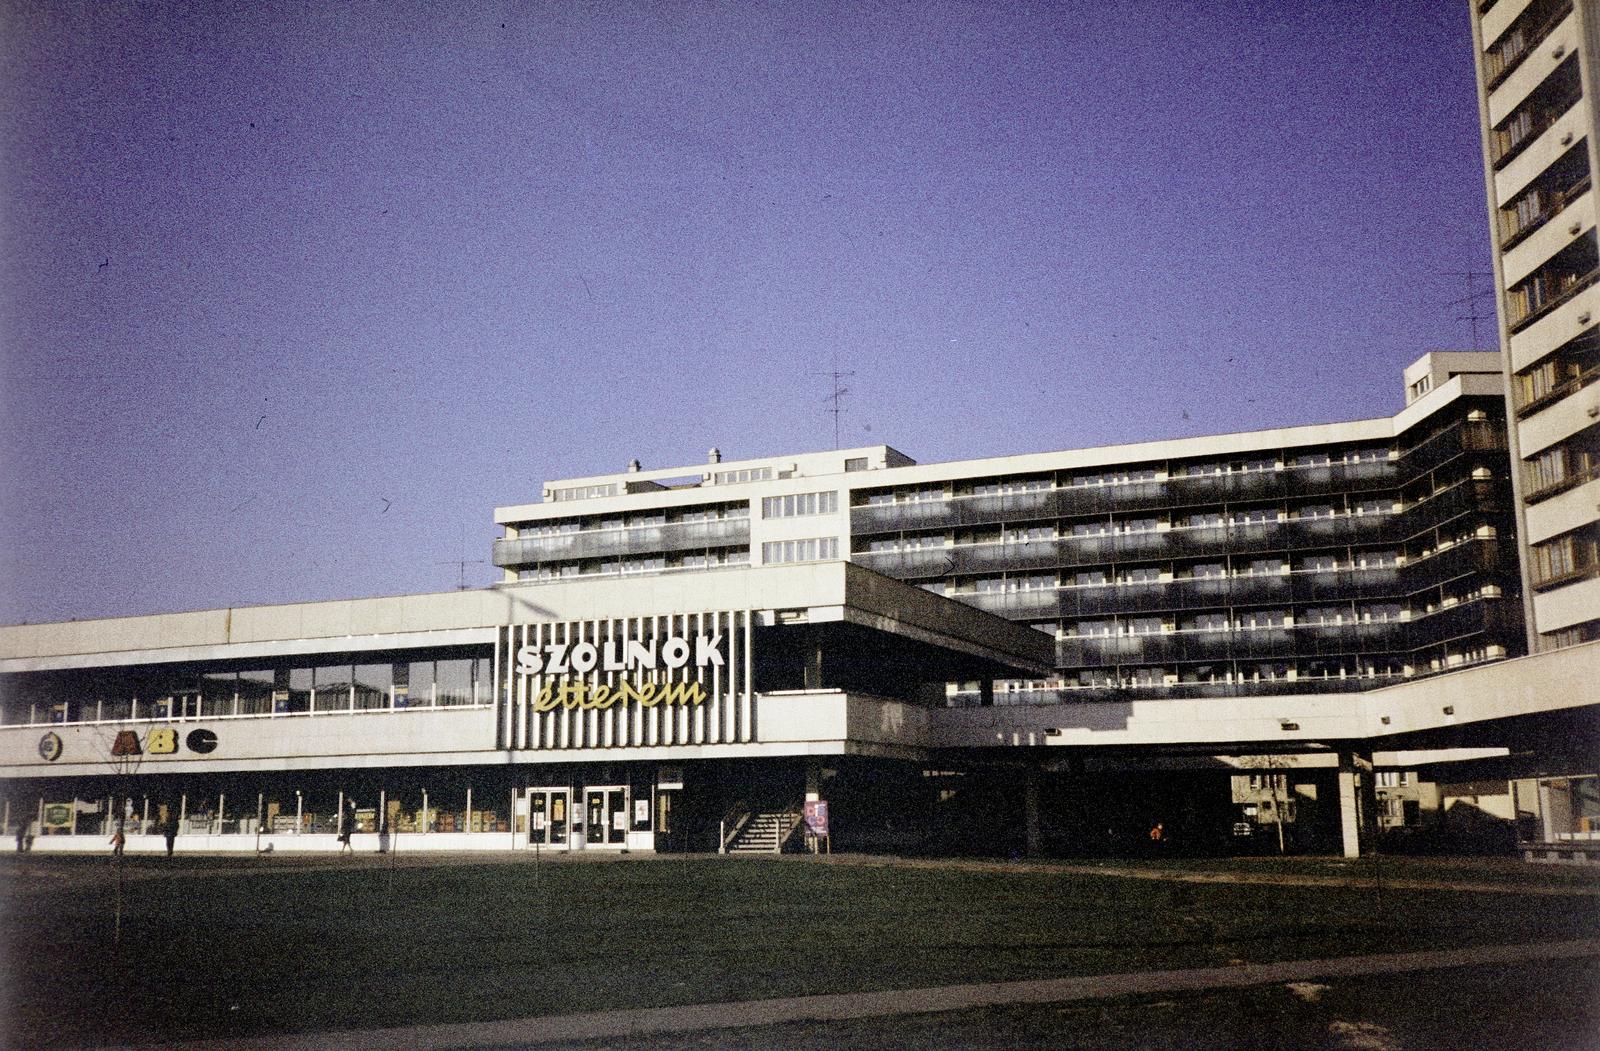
xmin=634 ymin=799 xmax=649 ymax=825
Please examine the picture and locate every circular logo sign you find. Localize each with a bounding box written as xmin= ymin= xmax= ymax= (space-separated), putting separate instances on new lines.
xmin=185 ymin=728 xmax=219 ymax=755
xmin=38 ymin=732 xmax=62 ymax=762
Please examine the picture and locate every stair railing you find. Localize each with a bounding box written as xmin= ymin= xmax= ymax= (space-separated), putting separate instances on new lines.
xmin=774 ymin=799 xmax=805 ymax=854
xmin=719 ymin=801 xmax=751 ymax=854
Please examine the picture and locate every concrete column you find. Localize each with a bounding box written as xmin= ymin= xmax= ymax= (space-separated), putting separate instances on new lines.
xmin=1337 ymin=751 xmax=1377 ymax=858
xmin=1539 ymin=779 xmax=1573 ymax=842
xmin=805 ymin=761 xmax=822 ymax=803
xmin=1023 ymin=767 xmax=1041 ymax=858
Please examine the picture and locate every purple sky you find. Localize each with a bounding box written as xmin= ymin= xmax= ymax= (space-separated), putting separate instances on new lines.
xmin=2 ymin=1 xmax=1495 ymax=623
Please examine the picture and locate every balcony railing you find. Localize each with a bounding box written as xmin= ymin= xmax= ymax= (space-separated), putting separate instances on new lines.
xmin=492 ymin=519 xmax=750 ymax=567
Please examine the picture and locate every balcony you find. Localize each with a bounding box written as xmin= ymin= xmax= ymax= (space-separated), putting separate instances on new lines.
xmin=492 ymin=519 xmax=750 ymax=567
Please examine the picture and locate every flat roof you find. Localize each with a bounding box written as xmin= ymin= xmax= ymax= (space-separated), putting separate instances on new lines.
xmin=0 ymin=562 xmax=1054 ymax=680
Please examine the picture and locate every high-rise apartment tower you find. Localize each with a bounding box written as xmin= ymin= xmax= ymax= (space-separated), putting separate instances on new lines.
xmin=1469 ymin=0 xmax=1600 ymax=649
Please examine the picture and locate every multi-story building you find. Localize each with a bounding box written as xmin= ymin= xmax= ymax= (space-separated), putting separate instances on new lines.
xmin=1470 ymin=0 xmax=1600 ymax=651
xmin=495 ymin=352 xmax=1525 ymax=709
xmin=3 ymin=353 xmax=1596 ymax=860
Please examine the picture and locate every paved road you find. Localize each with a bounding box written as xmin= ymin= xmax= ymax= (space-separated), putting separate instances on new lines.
xmin=108 ymin=938 xmax=1600 ymax=1051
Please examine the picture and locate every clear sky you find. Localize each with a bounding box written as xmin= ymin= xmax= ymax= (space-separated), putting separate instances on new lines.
xmin=1 ymin=1 xmax=1495 ymax=623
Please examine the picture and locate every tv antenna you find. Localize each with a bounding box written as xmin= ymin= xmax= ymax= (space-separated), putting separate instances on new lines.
xmin=823 ymin=367 xmax=855 ymax=449
xmin=437 ymin=558 xmax=487 ymax=591
xmin=1441 ymin=270 xmax=1497 ymax=350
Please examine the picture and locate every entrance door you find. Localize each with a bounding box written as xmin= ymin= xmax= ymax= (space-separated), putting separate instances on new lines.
xmin=527 ymin=788 xmax=570 ymax=848
xmin=584 ymin=786 xmax=629 ymax=846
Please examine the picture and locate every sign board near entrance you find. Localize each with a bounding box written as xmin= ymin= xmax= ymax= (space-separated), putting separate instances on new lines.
xmin=803 ymin=800 xmax=829 ymax=836
xmin=498 ymin=612 xmax=754 ymax=751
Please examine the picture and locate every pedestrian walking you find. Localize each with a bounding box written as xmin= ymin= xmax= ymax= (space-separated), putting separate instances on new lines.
xmin=163 ymin=815 xmax=178 ymax=857
xmin=109 ymin=823 xmax=126 ymax=860
xmin=338 ymin=801 xmax=356 ymax=854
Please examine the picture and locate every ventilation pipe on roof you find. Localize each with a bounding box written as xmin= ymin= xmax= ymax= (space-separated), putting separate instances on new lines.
xmin=628 ymin=459 xmax=642 ymax=473
xmin=708 ymin=447 xmax=722 ymax=464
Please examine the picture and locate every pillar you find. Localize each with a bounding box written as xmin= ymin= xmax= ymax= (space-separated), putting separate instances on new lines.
xmin=1023 ymin=766 xmax=1041 ymax=858
xmin=805 ymin=761 xmax=822 ymax=803
xmin=1337 ymin=751 xmax=1377 ymax=858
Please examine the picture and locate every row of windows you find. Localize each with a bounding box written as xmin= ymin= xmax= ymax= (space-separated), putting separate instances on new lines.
xmin=939 ymin=552 xmax=1403 ymax=594
xmin=516 ymin=548 xmax=748 ymax=581
xmin=1 ymin=658 xmax=493 ymax=726
xmin=762 ymin=537 xmax=840 ymax=564
xmin=1514 ymin=326 xmax=1599 ymax=414
xmin=714 ymin=467 xmax=773 ymax=485
xmin=1490 ymin=54 xmax=1581 ymax=169
xmin=1499 ymin=144 xmax=1590 ymax=249
xmin=1530 ymin=522 xmax=1600 ymax=587
xmin=858 ymin=449 xmax=1397 ymax=506
xmin=1482 ymin=0 xmax=1570 ymax=87
xmin=1506 ymin=232 xmax=1598 ymax=331
xmin=1522 ymin=424 xmax=1600 ymax=502
xmin=761 ymin=491 xmax=838 ymax=519
xmin=958 ymin=643 xmax=1505 ymax=701
xmin=549 ymin=483 xmax=619 ymax=503
xmin=1060 ymin=605 xmax=1408 ymax=636
xmin=515 ymin=503 xmax=747 ymax=538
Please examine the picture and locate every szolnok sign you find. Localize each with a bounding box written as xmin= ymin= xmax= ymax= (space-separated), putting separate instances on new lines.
xmin=496 ymin=612 xmax=754 ymax=751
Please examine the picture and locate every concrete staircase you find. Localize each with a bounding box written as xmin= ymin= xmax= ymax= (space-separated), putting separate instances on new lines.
xmin=725 ymin=809 xmax=801 ymax=853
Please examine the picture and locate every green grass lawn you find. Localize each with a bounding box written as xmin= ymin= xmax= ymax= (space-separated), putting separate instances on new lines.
xmin=2 ymin=853 xmax=1595 ymax=1048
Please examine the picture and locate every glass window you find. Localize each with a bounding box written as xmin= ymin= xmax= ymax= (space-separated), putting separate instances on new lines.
xmin=314 ymin=664 xmax=352 ymax=712
xmin=237 ymin=671 xmax=273 ymax=715
xmin=436 ymin=659 xmax=475 ymax=707
xmin=201 ymin=672 xmax=236 ymax=717
xmin=762 ymin=537 xmax=840 ymax=563
xmin=353 ymin=663 xmax=392 ymax=710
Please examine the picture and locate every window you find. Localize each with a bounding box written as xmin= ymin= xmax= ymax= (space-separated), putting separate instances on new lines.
xmin=1071 ymin=467 xmax=1158 ymax=487
xmin=714 ymin=467 xmax=773 ymax=485
xmin=1071 ymin=521 xmax=1112 ymax=537
xmin=1072 ymin=620 xmax=1116 ymax=637
xmin=1182 ymin=612 xmax=1230 ymax=631
xmin=1232 ymin=509 xmax=1274 ymax=526
xmin=1072 ymin=569 xmax=1109 ymax=587
xmin=1531 ymin=525 xmax=1600 ymax=586
xmin=1124 ymin=617 xmax=1164 ymax=635
xmin=761 ymin=491 xmax=839 ymax=518
xmin=844 ymin=457 xmax=867 ymax=472
xmin=1523 ymin=427 xmax=1600 ymax=501
xmin=1118 ymin=566 xmax=1161 ymax=585
xmin=1302 ymin=607 xmax=1345 ymax=625
xmin=1116 ymin=517 xmax=1159 ymax=534
xmin=762 ymin=537 xmax=840 ymax=564
xmin=550 ymin=483 xmax=618 ymax=502
xmin=1246 ymin=558 xmax=1284 ymax=576
xmin=1005 ymin=526 xmax=1055 ymax=543
xmin=1240 ymin=610 xmax=1287 ymax=629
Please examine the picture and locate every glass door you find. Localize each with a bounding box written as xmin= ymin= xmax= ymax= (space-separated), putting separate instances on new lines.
xmin=584 ymin=786 xmax=629 ymax=846
xmin=527 ymin=788 xmax=570 ymax=847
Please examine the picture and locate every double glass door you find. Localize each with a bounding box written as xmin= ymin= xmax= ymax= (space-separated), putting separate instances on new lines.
xmin=527 ymin=788 xmax=569 ymax=847
xmin=584 ymin=787 xmax=628 ymax=846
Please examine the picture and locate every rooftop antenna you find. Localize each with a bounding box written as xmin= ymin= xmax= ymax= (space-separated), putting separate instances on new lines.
xmin=823 ymin=367 xmax=855 ymax=450
xmin=438 ymin=527 xmax=486 ymax=591
xmin=437 ymin=558 xmax=487 ymax=591
xmin=1440 ymin=269 xmax=1497 ymax=350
